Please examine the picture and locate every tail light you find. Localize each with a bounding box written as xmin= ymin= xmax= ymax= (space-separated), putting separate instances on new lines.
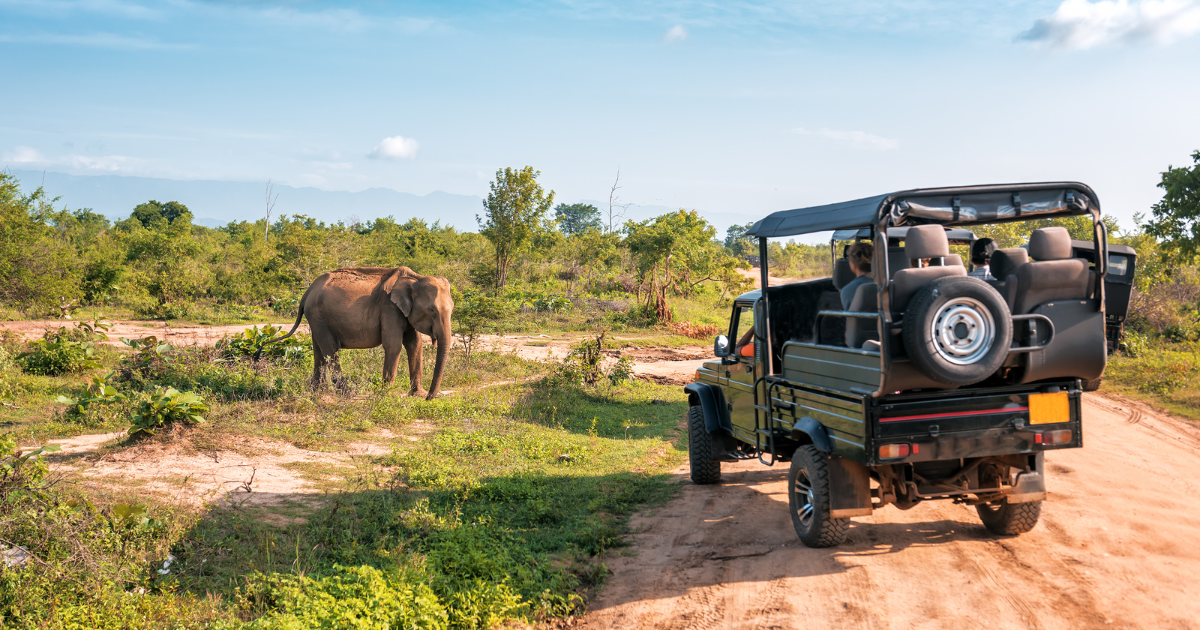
xmin=879 ymin=444 xmax=911 ymax=459
xmin=1040 ymin=429 xmax=1073 ymax=445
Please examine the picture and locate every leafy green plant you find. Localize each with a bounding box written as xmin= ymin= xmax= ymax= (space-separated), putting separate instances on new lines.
xmin=454 ymin=290 xmax=514 ymax=361
xmin=219 ymin=324 xmax=310 ymax=364
xmin=15 ymin=320 xmax=108 ymax=376
xmin=0 ymin=435 xmax=60 ymax=507
xmin=128 ymin=387 xmax=209 ymax=436
xmin=556 ymin=330 xmax=633 ymax=386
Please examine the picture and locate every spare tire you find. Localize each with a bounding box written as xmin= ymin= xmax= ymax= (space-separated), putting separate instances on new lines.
xmin=902 ymin=276 xmax=1012 ymax=387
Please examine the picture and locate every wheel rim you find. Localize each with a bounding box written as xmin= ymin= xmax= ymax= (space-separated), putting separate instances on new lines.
xmin=929 ymin=297 xmax=995 ymax=365
xmin=793 ymin=469 xmax=815 ymax=528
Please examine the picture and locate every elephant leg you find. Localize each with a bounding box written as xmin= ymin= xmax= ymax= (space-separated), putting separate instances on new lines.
xmin=310 ymin=339 xmax=325 ymax=389
xmin=382 ymin=340 xmax=403 ymax=386
xmin=309 ymin=326 xmax=343 ymax=391
xmin=404 ymin=328 xmax=426 ymax=397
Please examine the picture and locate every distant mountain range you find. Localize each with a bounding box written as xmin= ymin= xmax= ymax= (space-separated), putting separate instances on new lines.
xmin=7 ymin=169 xmax=761 ymax=235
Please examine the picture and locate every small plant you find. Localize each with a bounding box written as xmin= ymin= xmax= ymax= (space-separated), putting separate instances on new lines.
xmin=128 ymin=387 xmax=209 ymax=436
xmin=557 ymin=330 xmax=634 ymax=386
xmin=219 ymin=324 xmax=310 ymax=364
xmin=15 ymin=319 xmax=109 ymax=376
xmin=0 ymin=434 xmax=60 ymax=507
xmin=454 ymin=291 xmax=513 ymax=361
xmin=55 ymin=373 xmax=127 ymax=419
xmin=119 ymin=335 xmax=174 ymax=384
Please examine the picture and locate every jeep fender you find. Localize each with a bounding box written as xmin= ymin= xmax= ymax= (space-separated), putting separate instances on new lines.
xmin=682 ymin=383 xmax=732 ymax=434
xmin=789 ymin=416 xmax=833 ymax=453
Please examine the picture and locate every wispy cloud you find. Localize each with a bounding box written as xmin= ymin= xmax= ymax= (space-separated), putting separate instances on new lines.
xmin=0 ymin=0 xmax=162 ymax=20
xmin=1017 ymin=0 xmax=1200 ymax=49
xmin=0 ymin=32 xmax=191 ymax=50
xmin=2 ymin=146 xmax=45 ymax=163
xmin=368 ymin=136 xmax=420 ymax=161
xmin=792 ymin=127 xmax=898 ymax=151
xmin=662 ymin=24 xmax=687 ymax=42
xmin=2 ymin=145 xmax=148 ymax=172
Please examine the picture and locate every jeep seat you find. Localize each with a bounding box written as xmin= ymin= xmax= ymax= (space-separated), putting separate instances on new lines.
xmin=832 ymin=257 xmax=855 ymax=290
xmin=845 ymin=281 xmax=879 ymax=349
xmin=1011 ymin=227 xmax=1090 ymax=314
xmin=887 ymin=246 xmax=908 ymax=279
xmin=890 ymin=226 xmax=966 ymax=312
xmin=989 ymin=247 xmax=1029 ymax=309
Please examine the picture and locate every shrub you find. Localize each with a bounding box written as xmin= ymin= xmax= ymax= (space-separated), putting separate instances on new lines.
xmin=669 ymin=320 xmax=720 ymax=339
xmin=15 ymin=322 xmax=107 ymax=376
xmin=218 ymin=324 xmax=310 ymax=364
xmin=556 ymin=331 xmax=633 ymax=387
xmin=239 ymin=565 xmax=449 ymax=630
xmin=128 ymin=387 xmax=208 ymax=436
xmin=0 ymin=435 xmax=59 ymax=507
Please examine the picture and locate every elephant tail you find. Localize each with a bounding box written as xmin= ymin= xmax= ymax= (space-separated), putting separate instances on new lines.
xmin=254 ymin=285 xmax=311 ymax=360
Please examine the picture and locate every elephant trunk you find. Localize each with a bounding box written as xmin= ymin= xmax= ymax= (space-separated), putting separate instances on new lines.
xmin=426 ymin=326 xmax=450 ymax=400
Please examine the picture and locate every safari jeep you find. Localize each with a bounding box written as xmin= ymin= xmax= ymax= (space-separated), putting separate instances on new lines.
xmin=685 ymin=183 xmax=1113 ymax=548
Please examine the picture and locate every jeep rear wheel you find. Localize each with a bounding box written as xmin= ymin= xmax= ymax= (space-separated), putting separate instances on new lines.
xmin=976 ymin=498 xmax=1041 ymax=535
xmin=687 ymin=405 xmax=721 ymax=485
xmin=788 ymin=445 xmax=848 ymax=547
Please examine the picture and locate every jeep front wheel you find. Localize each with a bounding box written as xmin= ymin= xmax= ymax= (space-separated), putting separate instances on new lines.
xmin=976 ymin=499 xmax=1041 ymax=535
xmin=788 ymin=445 xmax=849 ymax=547
xmin=687 ymin=405 xmax=721 ymax=485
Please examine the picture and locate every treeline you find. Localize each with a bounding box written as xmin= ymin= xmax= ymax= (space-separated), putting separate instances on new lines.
xmin=2 ymin=169 xmax=824 ymax=322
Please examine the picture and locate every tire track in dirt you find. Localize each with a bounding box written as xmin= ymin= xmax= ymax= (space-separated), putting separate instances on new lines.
xmin=578 ymin=393 xmax=1200 ymax=630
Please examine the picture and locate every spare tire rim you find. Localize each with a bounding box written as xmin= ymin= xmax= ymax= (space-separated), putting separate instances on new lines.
xmin=930 ymin=297 xmax=995 ymax=365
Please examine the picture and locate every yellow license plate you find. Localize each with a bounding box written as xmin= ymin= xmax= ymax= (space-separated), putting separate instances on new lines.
xmin=1029 ymin=392 xmax=1070 ymax=425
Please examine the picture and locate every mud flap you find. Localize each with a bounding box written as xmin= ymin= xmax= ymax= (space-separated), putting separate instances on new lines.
xmin=828 ymin=456 xmax=873 ymax=518
xmin=1008 ymin=471 xmax=1046 ymax=503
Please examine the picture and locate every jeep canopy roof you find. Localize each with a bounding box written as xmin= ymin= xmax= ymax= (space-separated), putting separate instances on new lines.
xmin=748 ymin=182 xmax=1100 ymax=238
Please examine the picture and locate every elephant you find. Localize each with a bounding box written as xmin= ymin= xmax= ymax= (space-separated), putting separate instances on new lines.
xmin=260 ymin=266 xmax=454 ymax=399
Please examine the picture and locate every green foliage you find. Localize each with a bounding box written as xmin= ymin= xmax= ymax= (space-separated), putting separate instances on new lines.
xmin=0 ymin=435 xmax=59 ymax=506
xmin=556 ymin=331 xmax=633 ymax=387
xmin=1144 ymin=150 xmax=1200 ymax=262
xmin=55 ymin=373 xmax=126 ymax=417
xmin=479 ymin=166 xmax=556 ymax=288
xmin=0 ymin=174 xmax=82 ymax=314
xmin=724 ymin=222 xmax=756 ymax=259
xmin=130 ymin=199 xmax=192 ymax=229
xmin=453 ymin=290 xmax=515 ymax=360
xmin=554 ymin=202 xmax=602 ymax=236
xmin=239 ymin=565 xmax=449 ymax=630
xmin=15 ymin=322 xmax=107 ymax=376
xmin=128 ymin=387 xmax=209 ymax=436
xmin=219 ymin=324 xmax=311 ymax=364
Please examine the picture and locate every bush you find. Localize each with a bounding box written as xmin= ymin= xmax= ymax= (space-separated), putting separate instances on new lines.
xmin=128 ymin=387 xmax=209 ymax=436
xmin=239 ymin=565 xmax=449 ymax=630
xmin=555 ymin=331 xmax=633 ymax=387
xmin=0 ymin=435 xmax=59 ymax=507
xmin=218 ymin=324 xmax=311 ymax=364
xmin=15 ymin=323 xmax=105 ymax=376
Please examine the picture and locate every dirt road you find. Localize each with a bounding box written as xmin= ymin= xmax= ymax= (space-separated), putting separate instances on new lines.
xmin=579 ymin=393 xmax=1200 ymax=630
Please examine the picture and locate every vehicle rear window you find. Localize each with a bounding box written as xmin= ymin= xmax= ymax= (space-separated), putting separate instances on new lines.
xmin=1108 ymin=255 xmax=1129 ymax=276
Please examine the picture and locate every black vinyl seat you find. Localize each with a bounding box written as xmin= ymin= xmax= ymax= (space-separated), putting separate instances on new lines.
xmin=890 ymin=226 xmax=967 ymax=313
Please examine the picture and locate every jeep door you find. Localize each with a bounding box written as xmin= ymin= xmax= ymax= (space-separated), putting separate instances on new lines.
xmin=724 ymin=302 xmax=759 ymax=441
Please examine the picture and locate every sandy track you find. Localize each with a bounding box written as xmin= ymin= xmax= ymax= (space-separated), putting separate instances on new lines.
xmin=579 ymin=393 xmax=1200 ymax=630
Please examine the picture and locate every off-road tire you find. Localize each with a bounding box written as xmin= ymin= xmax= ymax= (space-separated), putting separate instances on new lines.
xmin=687 ymin=405 xmax=721 ymax=485
xmin=903 ymin=276 xmax=1013 ymax=387
xmin=976 ymin=499 xmax=1041 ymax=535
xmin=788 ymin=445 xmax=849 ymax=547
xmin=1083 ymin=377 xmax=1103 ymax=392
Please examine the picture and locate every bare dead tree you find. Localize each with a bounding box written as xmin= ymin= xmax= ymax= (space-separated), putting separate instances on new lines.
xmin=264 ymin=180 xmax=279 ymax=241
xmin=607 ymin=166 xmax=633 ymax=233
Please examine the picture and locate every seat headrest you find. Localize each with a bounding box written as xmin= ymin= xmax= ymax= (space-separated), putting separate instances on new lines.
xmin=905 ymin=225 xmax=950 ymax=259
xmin=1029 ymin=227 xmax=1073 ymax=261
xmin=931 ymin=253 xmax=964 ymax=267
xmin=833 ymin=258 xmax=855 ymax=290
xmin=991 ymin=248 xmax=1029 ymax=280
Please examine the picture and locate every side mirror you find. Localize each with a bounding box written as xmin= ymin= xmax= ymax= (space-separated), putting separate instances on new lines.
xmin=714 ymin=334 xmax=731 ymax=358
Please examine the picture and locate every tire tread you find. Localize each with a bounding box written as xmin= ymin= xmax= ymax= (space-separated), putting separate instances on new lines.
xmin=790 ymin=445 xmax=849 ymax=547
xmin=687 ymin=406 xmax=721 ymax=485
xmin=977 ymin=499 xmax=1041 ymax=535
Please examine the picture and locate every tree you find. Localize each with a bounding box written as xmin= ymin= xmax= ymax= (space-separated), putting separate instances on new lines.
xmin=555 ymin=202 xmax=602 ymax=236
xmin=478 ymin=166 xmax=555 ymax=288
xmin=0 ymin=174 xmax=82 ymax=313
xmin=624 ymin=210 xmax=739 ymax=321
xmin=131 ymin=200 xmax=192 ymax=229
xmin=1144 ymin=150 xmax=1200 ymax=261
xmin=724 ymin=222 xmax=756 ymax=259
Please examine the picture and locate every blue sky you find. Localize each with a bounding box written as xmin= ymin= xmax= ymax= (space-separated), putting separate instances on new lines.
xmin=2 ymin=0 xmax=1199 ymax=233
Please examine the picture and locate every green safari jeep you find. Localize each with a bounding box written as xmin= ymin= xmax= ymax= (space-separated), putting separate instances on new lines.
xmin=685 ymin=183 xmax=1113 ymax=547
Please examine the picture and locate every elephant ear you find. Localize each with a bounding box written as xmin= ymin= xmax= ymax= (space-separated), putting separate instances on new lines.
xmin=389 ymin=277 xmax=416 ymax=318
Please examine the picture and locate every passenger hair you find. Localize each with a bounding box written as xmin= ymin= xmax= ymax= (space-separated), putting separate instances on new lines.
xmin=971 ymin=238 xmax=997 ymax=265
xmin=847 ymin=241 xmax=873 ymax=273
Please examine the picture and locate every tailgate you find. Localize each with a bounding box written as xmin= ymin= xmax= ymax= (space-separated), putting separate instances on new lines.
xmin=872 ymin=385 xmax=1081 ymax=440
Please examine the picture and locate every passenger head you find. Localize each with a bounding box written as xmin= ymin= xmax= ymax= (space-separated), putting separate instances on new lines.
xmin=971 ymin=238 xmax=997 ymax=266
xmin=846 ymin=241 xmax=873 ymax=275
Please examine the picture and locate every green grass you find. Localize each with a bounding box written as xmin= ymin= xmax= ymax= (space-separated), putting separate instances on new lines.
xmin=0 ymin=326 xmax=692 ymax=629
xmin=1104 ymin=342 xmax=1200 ymax=421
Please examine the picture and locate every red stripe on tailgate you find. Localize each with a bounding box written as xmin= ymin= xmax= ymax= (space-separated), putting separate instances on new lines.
xmin=880 ymin=406 xmax=1028 ymax=423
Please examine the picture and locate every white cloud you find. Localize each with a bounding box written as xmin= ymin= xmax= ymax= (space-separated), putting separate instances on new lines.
xmin=368 ymin=136 xmax=420 ymax=161
xmin=1018 ymin=0 xmax=1200 ymax=49
xmin=0 ymin=32 xmax=189 ymax=50
xmin=3 ymin=146 xmax=45 ymax=163
xmin=662 ymin=24 xmax=687 ymax=42
xmin=792 ymin=127 xmax=898 ymax=151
